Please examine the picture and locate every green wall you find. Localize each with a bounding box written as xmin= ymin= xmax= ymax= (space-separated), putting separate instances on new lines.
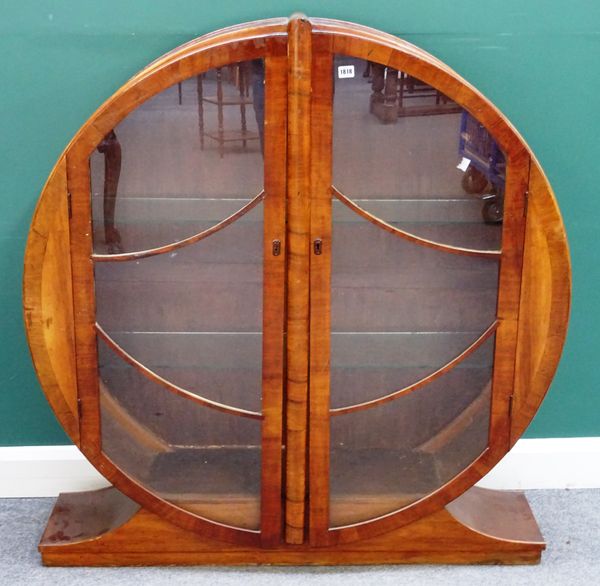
xmin=1 ymin=1 xmax=599 ymax=445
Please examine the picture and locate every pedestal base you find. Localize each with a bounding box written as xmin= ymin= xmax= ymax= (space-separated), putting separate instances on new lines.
xmin=39 ymin=486 xmax=545 ymax=566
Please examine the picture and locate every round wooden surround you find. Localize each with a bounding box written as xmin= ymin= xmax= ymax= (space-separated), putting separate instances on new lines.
xmin=24 ymin=16 xmax=570 ymax=548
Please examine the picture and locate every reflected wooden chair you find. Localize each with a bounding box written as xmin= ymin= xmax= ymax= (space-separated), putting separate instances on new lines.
xmin=369 ymin=64 xmax=461 ymax=122
xmin=196 ymin=62 xmax=260 ymax=158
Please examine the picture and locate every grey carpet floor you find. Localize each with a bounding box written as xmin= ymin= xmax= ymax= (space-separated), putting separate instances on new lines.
xmin=1 ymin=490 xmax=599 ymax=585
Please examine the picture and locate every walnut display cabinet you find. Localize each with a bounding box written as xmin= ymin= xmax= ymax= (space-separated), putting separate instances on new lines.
xmin=24 ymin=15 xmax=571 ymax=566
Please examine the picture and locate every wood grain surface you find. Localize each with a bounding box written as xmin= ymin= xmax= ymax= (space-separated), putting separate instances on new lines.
xmin=38 ymin=485 xmax=544 ymax=565
xmin=284 ymin=14 xmax=312 ymax=545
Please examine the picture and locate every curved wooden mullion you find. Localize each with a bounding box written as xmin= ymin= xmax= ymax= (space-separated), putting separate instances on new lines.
xmin=330 ymin=320 xmax=499 ymax=416
xmin=92 ymin=190 xmax=265 ymax=262
xmin=95 ymin=324 xmax=263 ymax=421
xmin=332 ymin=187 xmax=501 ymax=259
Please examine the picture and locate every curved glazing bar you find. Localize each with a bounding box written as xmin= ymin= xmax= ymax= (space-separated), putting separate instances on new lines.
xmin=96 ymin=324 xmax=262 ymax=419
xmin=333 ymin=187 xmax=500 ymax=259
xmin=94 ymin=198 xmax=264 ymax=412
xmin=330 ymin=319 xmax=498 ymax=416
xmin=92 ymin=191 xmax=265 ymax=262
xmin=330 ymin=207 xmax=499 ymax=409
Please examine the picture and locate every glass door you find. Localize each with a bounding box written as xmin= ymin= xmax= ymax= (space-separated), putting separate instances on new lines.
xmin=328 ymin=55 xmax=500 ymax=527
xmin=68 ymin=32 xmax=288 ymax=546
xmin=307 ymin=27 xmax=527 ymax=546
xmin=92 ymin=60 xmax=268 ymax=531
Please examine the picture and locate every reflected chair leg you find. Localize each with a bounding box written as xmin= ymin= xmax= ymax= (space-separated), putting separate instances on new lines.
xmin=398 ymin=71 xmax=406 ymax=113
xmin=216 ymin=68 xmax=224 ymax=159
xmin=372 ymin=66 xmax=398 ymax=124
xmin=370 ymin=63 xmax=385 ymax=115
xmin=96 ymin=131 xmax=122 ymax=254
xmin=196 ymin=74 xmax=204 ymax=150
xmin=239 ymin=63 xmax=248 ymax=149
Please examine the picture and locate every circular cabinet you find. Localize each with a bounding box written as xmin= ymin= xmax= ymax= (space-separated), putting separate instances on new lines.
xmin=25 ymin=15 xmax=570 ymax=566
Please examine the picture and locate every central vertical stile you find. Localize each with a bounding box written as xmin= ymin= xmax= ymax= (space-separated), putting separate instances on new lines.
xmin=285 ymin=14 xmax=312 ymax=545
xmin=307 ymin=32 xmax=334 ymax=546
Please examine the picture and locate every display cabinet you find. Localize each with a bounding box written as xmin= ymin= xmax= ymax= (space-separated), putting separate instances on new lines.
xmin=24 ymin=15 xmax=570 ymax=566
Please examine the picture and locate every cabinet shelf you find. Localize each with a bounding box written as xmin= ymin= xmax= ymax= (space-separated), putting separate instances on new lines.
xmin=202 ymin=129 xmax=260 ymax=143
xmin=201 ymin=95 xmax=254 ymax=106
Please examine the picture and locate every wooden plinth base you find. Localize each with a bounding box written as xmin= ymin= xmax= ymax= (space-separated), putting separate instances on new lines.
xmin=39 ymin=486 xmax=544 ymax=566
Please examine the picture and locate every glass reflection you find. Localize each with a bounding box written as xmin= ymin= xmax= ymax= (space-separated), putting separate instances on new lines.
xmin=92 ymin=60 xmax=267 ymax=530
xmin=330 ymin=210 xmax=499 ymax=409
xmin=94 ymin=204 xmax=264 ymax=412
xmin=91 ymin=59 xmax=265 ymax=254
xmin=333 ymin=56 xmax=505 ymax=251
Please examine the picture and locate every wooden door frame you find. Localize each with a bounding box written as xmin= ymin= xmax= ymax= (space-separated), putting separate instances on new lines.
xmin=305 ymin=18 xmax=530 ymax=547
xmin=66 ymin=20 xmax=288 ymax=547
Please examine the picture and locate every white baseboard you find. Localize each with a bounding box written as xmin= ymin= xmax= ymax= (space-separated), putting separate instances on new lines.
xmin=0 ymin=438 xmax=599 ymax=498
xmin=0 ymin=445 xmax=110 ymax=497
xmin=475 ymin=437 xmax=600 ymax=490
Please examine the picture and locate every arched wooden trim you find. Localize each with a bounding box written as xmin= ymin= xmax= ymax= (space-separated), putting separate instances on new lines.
xmin=64 ymin=23 xmax=288 ymax=160
xmin=92 ymin=191 xmax=265 ymax=262
xmin=332 ymin=187 xmax=501 ymax=259
xmin=23 ymin=158 xmax=80 ymax=444
xmin=96 ymin=324 xmax=263 ymax=420
xmin=330 ymin=321 xmax=499 ymax=416
xmin=510 ymin=160 xmax=571 ymax=445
